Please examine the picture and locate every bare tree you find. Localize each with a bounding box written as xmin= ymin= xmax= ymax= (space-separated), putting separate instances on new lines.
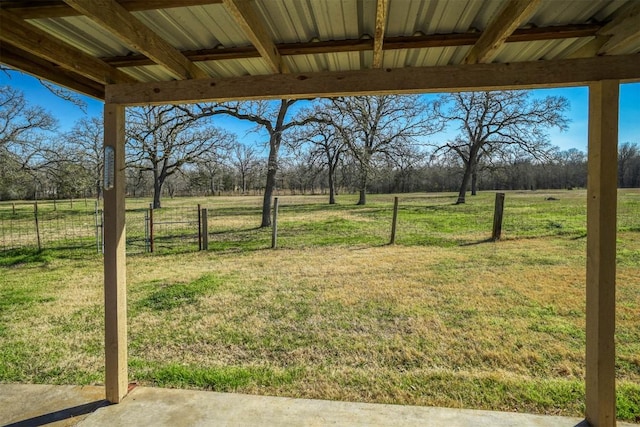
xmin=231 ymin=142 xmax=260 ymax=194
xmin=431 ymin=91 xmax=569 ymax=204
xmin=66 ymin=116 xmax=104 ymax=199
xmin=618 ymin=142 xmax=640 ymax=188
xmin=0 ymin=86 xmax=57 ymax=151
xmin=0 ymin=86 xmax=60 ymax=199
xmin=298 ymin=119 xmax=347 ymax=204
xmin=183 ymin=100 xmax=317 ymax=227
xmin=321 ymin=95 xmax=437 ymax=205
xmin=126 ymin=105 xmax=233 ymax=208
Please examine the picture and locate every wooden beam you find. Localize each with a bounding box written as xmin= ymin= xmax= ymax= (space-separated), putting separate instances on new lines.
xmin=372 ymin=0 xmax=389 ymax=68
xmin=0 ymin=9 xmax=136 ymax=85
xmin=0 ymin=44 xmax=105 ymax=99
xmin=464 ymin=0 xmax=542 ymax=64
xmin=568 ymin=37 xmax=610 ymax=59
xmin=222 ymin=0 xmax=287 ymax=73
xmin=585 ymin=80 xmax=619 ymax=427
xmin=105 ymin=54 xmax=640 ymax=105
xmin=597 ymin=3 xmax=640 ymax=55
xmin=102 ymin=24 xmax=601 ymax=68
xmin=103 ymin=103 xmax=128 ymax=404
xmin=0 ymin=0 xmax=222 ymax=19
xmin=63 ymin=0 xmax=208 ymax=80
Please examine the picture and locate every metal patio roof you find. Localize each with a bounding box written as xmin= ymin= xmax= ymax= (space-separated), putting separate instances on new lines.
xmin=1 ymin=1 xmax=639 ymax=102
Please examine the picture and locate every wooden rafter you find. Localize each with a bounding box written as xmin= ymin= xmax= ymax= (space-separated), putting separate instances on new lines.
xmin=372 ymin=0 xmax=389 ymax=69
xmin=222 ymin=0 xmax=287 ymax=73
xmin=0 ymin=9 xmax=135 ymax=85
xmin=0 ymin=44 xmax=105 ymax=99
xmin=63 ymin=0 xmax=208 ymax=80
xmin=101 ymin=24 xmax=601 ymax=68
xmin=105 ymin=54 xmax=640 ymax=106
xmin=464 ymin=0 xmax=542 ymax=64
xmin=0 ymin=0 xmax=222 ymax=19
xmin=597 ymin=2 xmax=640 ymax=55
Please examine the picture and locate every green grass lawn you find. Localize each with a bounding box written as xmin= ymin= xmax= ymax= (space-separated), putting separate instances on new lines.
xmin=1 ymin=189 xmax=639 ymax=422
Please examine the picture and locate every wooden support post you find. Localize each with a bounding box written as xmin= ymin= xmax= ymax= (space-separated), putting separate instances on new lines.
xmin=103 ymin=103 xmax=128 ymax=404
xmin=271 ymin=197 xmax=279 ymax=249
xmin=492 ymin=192 xmax=505 ymax=241
xmin=585 ymin=80 xmax=618 ymax=427
xmin=390 ymin=196 xmax=399 ymax=244
xmin=201 ymin=208 xmax=208 ymax=250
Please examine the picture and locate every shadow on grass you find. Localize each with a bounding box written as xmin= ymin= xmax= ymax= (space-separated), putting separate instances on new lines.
xmin=459 ymin=238 xmax=495 ymax=247
xmin=4 ymin=400 xmax=110 ymax=427
xmin=0 ymin=248 xmax=100 ymax=267
xmin=209 ymin=226 xmax=263 ymax=235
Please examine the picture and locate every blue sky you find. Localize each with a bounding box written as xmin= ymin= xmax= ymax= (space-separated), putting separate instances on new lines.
xmin=1 ymin=70 xmax=638 ymax=152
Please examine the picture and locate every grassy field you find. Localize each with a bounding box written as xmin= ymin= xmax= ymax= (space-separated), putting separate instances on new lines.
xmin=1 ymin=190 xmax=639 ymax=422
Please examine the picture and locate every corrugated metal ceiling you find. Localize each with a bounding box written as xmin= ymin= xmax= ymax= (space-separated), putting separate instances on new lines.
xmin=16 ymin=0 xmax=640 ymax=82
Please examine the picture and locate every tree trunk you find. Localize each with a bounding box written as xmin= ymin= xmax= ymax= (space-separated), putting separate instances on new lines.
xmin=153 ymin=180 xmax=162 ymax=209
xmin=356 ymin=169 xmax=368 ymax=205
xmin=456 ymin=162 xmax=473 ymax=204
xmin=328 ymin=170 xmax=336 ymax=204
xmin=471 ymin=165 xmax=478 ymax=196
xmin=152 ymin=168 xmax=163 ymax=208
xmin=261 ymin=143 xmax=279 ymax=227
xmin=357 ymin=189 xmax=366 ymax=205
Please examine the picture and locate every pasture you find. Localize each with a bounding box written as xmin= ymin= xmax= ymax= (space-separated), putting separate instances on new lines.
xmin=1 ymin=190 xmax=639 ymax=421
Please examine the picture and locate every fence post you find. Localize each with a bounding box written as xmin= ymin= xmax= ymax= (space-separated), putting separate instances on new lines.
xmin=390 ymin=196 xmax=399 ymax=244
xmin=12 ymin=203 xmax=15 ymax=215
xmin=53 ymin=199 xmax=57 ymax=211
xmin=197 ymin=204 xmax=202 ymax=251
xmin=149 ymin=203 xmax=154 ymax=253
xmin=492 ymin=192 xmax=505 ymax=241
xmin=34 ymin=202 xmax=41 ymax=251
xmin=271 ymin=197 xmax=279 ymax=249
xmin=201 ymin=208 xmax=208 ymax=250
xmin=95 ymin=201 xmax=100 ymax=253
xmin=70 ymin=198 xmax=73 ymax=209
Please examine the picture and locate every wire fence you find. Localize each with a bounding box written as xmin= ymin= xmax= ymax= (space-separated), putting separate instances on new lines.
xmin=0 ymin=200 xmax=101 ymax=252
xmin=1 ymin=192 xmax=638 ymax=255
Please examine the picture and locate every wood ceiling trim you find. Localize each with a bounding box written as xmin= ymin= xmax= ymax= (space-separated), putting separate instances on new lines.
xmin=0 ymin=9 xmax=136 ymax=85
xmin=0 ymin=1 xmax=223 ymax=19
xmin=464 ymin=0 xmax=543 ymax=64
xmin=597 ymin=3 xmax=640 ymax=55
xmin=105 ymin=54 xmax=640 ymax=106
xmin=63 ymin=0 xmax=208 ymax=80
xmin=0 ymin=44 xmax=105 ymax=99
xmin=372 ymin=0 xmax=389 ymax=69
xmin=222 ymin=0 xmax=287 ymax=73
xmin=101 ymin=24 xmax=601 ymax=68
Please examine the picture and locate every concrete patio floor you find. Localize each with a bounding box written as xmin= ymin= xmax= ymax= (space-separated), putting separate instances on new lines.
xmin=1 ymin=383 xmax=636 ymax=427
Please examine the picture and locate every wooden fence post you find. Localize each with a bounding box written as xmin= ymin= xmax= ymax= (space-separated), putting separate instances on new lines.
xmin=390 ymin=196 xmax=399 ymax=244
xmin=34 ymin=202 xmax=41 ymax=251
xmin=149 ymin=203 xmax=154 ymax=253
xmin=271 ymin=197 xmax=279 ymax=249
xmin=197 ymin=204 xmax=202 ymax=251
xmin=201 ymin=208 xmax=208 ymax=250
xmin=492 ymin=192 xmax=505 ymax=241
